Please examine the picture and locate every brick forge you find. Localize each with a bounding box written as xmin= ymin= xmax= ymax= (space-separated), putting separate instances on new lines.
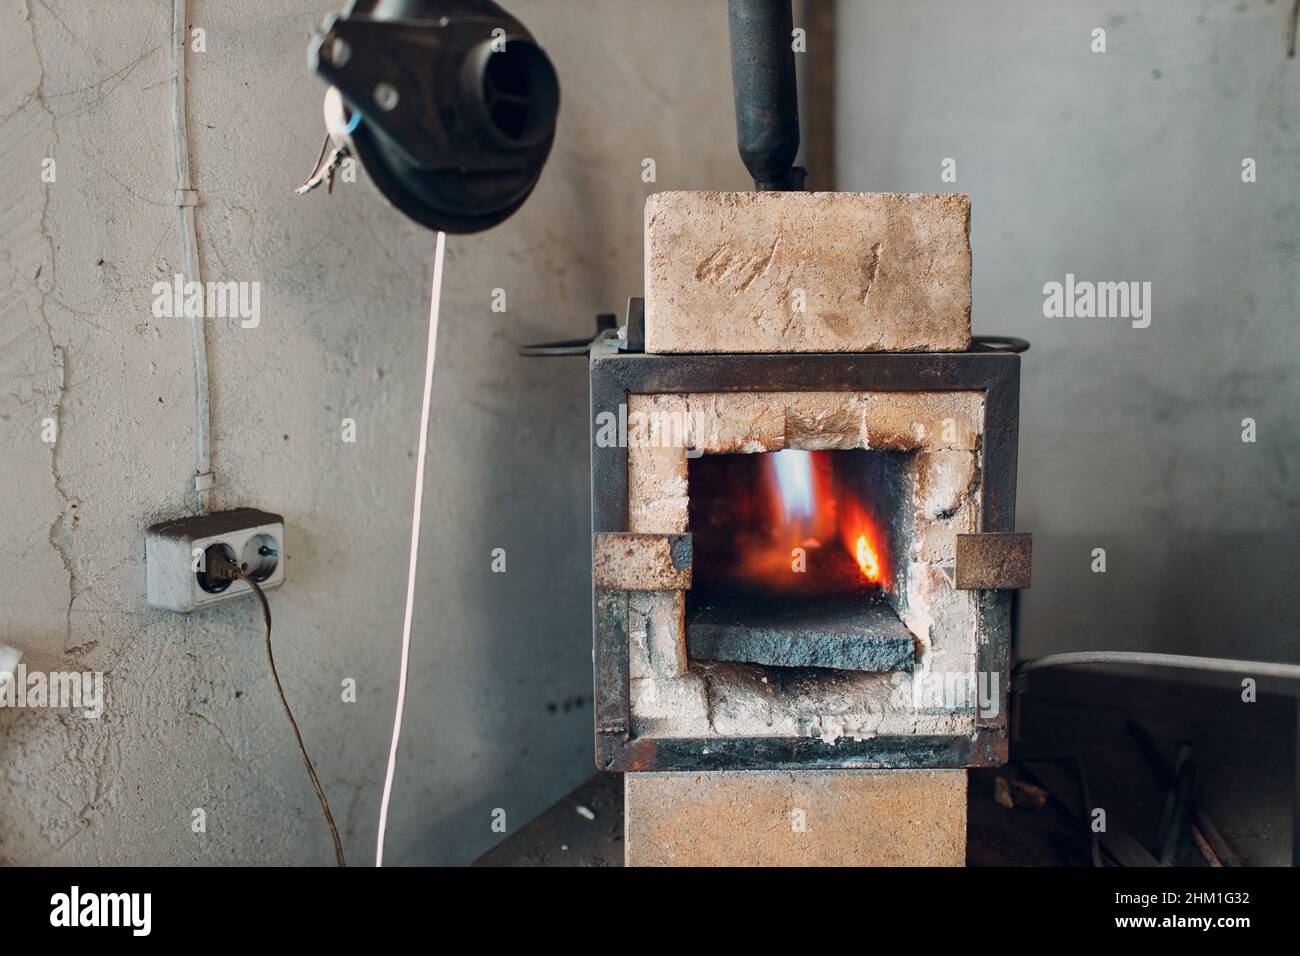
xmin=624 ymin=390 xmax=986 ymax=744
xmin=591 ymin=190 xmax=1026 ymax=866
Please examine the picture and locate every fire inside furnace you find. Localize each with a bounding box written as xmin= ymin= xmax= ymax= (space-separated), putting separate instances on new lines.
xmin=685 ymin=449 xmax=917 ymax=673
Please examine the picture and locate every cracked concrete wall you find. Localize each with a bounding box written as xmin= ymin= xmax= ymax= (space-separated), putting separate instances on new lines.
xmin=0 ymin=0 xmax=747 ymax=864
xmin=837 ymin=1 xmax=1300 ymax=666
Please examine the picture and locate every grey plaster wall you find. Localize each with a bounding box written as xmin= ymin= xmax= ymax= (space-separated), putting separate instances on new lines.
xmin=0 ymin=0 xmax=747 ymax=865
xmin=836 ymin=0 xmax=1300 ymax=666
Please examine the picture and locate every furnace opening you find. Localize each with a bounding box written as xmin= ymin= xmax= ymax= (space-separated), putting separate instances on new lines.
xmin=686 ymin=449 xmax=918 ymax=673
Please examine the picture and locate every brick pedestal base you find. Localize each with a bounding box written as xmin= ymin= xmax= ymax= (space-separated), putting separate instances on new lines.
xmin=625 ymin=769 xmax=967 ymax=866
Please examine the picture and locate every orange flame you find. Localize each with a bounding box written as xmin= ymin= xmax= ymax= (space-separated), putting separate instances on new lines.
xmin=855 ymin=534 xmax=881 ymax=583
xmin=751 ymin=450 xmax=892 ymax=591
xmin=837 ymin=487 xmax=891 ymax=590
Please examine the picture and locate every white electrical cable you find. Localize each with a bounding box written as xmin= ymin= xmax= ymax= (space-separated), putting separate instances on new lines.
xmin=1015 ymin=650 xmax=1300 ymax=682
xmin=171 ymin=0 xmax=213 ymax=513
xmin=376 ymin=231 xmax=447 ymax=867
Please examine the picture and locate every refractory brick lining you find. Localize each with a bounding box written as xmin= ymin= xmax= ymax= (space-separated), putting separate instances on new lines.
xmin=623 ymin=390 xmax=985 ymax=743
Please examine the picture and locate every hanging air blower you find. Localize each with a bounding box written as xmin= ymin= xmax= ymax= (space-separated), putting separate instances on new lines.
xmin=303 ymin=0 xmax=560 ymax=234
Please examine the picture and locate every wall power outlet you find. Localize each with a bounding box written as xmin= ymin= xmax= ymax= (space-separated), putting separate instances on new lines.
xmin=0 ymin=642 xmax=22 ymax=686
xmin=145 ymin=508 xmax=285 ymax=612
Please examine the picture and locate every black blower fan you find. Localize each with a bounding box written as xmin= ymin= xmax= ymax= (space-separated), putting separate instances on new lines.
xmin=305 ymin=0 xmax=560 ymax=234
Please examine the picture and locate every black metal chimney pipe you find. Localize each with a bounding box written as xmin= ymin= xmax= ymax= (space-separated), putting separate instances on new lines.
xmin=727 ymin=0 xmax=804 ymax=190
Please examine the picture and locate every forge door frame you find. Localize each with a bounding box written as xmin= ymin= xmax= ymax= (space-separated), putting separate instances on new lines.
xmin=589 ymin=338 xmax=1021 ymax=772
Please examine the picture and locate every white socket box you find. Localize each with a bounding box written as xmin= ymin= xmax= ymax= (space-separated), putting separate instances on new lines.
xmin=145 ymin=508 xmax=285 ymax=612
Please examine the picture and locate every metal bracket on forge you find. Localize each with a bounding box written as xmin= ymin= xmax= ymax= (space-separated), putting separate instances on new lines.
xmin=955 ymin=532 xmax=1032 ymax=590
xmin=518 ymin=313 xmax=617 ymax=357
xmin=593 ymin=532 xmax=692 ymax=591
xmin=619 ymin=296 xmax=645 ymax=353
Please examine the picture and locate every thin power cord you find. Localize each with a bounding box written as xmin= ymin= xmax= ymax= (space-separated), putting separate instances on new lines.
xmin=235 ymin=565 xmax=346 ymax=867
xmin=376 ymin=231 xmax=448 ymax=867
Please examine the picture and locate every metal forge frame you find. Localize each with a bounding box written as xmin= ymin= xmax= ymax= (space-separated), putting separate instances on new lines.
xmin=589 ymin=332 xmax=1025 ymax=772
